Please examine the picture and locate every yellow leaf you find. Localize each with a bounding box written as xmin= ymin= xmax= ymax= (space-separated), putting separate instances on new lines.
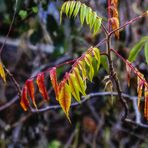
xmin=68 ymin=73 xmax=81 ymax=102
xmin=78 ymin=60 xmax=87 ymax=80
xmin=84 ymin=54 xmax=94 ymax=82
xmin=93 ymin=48 xmax=101 ymax=70
xmin=58 ymin=81 xmax=71 ymax=122
xmin=73 ymin=67 xmax=86 ymax=96
xmin=0 ymin=62 xmax=6 ymax=83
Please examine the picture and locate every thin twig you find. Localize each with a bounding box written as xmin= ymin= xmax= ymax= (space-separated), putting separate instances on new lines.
xmin=0 ymin=0 xmax=18 ymax=57
xmin=3 ymin=66 xmax=21 ymax=99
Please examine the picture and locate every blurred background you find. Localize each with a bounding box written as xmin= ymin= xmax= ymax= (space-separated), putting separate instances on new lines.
xmin=0 ymin=0 xmax=148 ymax=147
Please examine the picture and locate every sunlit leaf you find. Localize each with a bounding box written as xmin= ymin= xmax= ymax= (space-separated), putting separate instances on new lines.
xmin=0 ymin=62 xmax=6 ymax=83
xmin=128 ymin=36 xmax=148 ymax=62
xmin=68 ymin=73 xmax=81 ymax=102
xmin=93 ymin=17 xmax=102 ymax=35
xmin=73 ymin=1 xmax=81 ymax=17
xmin=84 ymin=53 xmax=94 ymax=82
xmin=93 ymin=48 xmax=101 ymax=70
xmin=110 ymin=17 xmax=119 ymax=39
xmin=36 ymin=73 xmax=49 ymax=101
xmin=49 ymin=67 xmax=59 ymax=101
xmin=65 ymin=1 xmax=71 ymax=16
xmin=20 ymin=86 xmax=29 ymax=111
xmin=26 ymin=79 xmax=37 ymax=109
xmin=144 ymin=42 xmax=148 ymax=64
xmin=73 ymin=67 xmax=86 ymax=96
xmin=86 ymin=7 xmax=92 ymax=25
xmin=59 ymin=81 xmax=71 ymax=122
xmin=69 ymin=1 xmax=76 ymax=17
xmin=60 ymin=1 xmax=102 ymax=35
xmin=80 ymin=4 xmax=87 ymax=25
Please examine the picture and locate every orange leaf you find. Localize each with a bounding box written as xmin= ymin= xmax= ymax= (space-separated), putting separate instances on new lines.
xmin=144 ymin=86 xmax=148 ymax=120
xmin=49 ymin=67 xmax=59 ymax=101
xmin=108 ymin=6 xmax=118 ymax=18
xmin=58 ymin=80 xmax=71 ymax=122
xmin=110 ymin=17 xmax=119 ymax=39
xmin=36 ymin=73 xmax=49 ymax=101
xmin=20 ymin=86 xmax=29 ymax=111
xmin=26 ymin=79 xmax=37 ymax=109
xmin=111 ymin=0 xmax=118 ymax=7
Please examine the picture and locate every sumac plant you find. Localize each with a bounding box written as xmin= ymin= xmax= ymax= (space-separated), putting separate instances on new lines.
xmin=0 ymin=0 xmax=148 ymax=123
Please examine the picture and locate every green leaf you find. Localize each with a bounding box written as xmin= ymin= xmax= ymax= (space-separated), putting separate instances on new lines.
xmin=65 ymin=1 xmax=71 ymax=16
xmin=144 ymin=42 xmax=148 ymax=64
xmin=93 ymin=48 xmax=101 ymax=70
xmin=128 ymin=36 xmax=148 ymax=62
xmin=85 ymin=54 xmax=94 ymax=82
xmin=48 ymin=140 xmax=62 ymax=148
xmin=32 ymin=6 xmax=38 ymax=13
xmin=73 ymin=67 xmax=86 ymax=96
xmin=69 ymin=1 xmax=75 ymax=17
xmin=60 ymin=2 xmax=66 ymax=24
xmin=86 ymin=7 xmax=92 ymax=25
xmin=73 ymin=1 xmax=81 ymax=17
xmin=60 ymin=1 xmax=102 ymax=35
xmin=93 ymin=18 xmax=102 ymax=35
xmin=101 ymin=55 xmax=109 ymax=72
xmin=68 ymin=73 xmax=81 ymax=102
xmin=78 ymin=60 xmax=87 ymax=80
xmin=90 ymin=12 xmax=97 ymax=30
xmin=80 ymin=4 xmax=87 ymax=25
xmin=19 ymin=10 xmax=27 ymax=19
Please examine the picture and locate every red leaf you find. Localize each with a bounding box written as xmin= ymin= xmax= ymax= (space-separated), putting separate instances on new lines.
xmin=26 ymin=79 xmax=37 ymax=109
xmin=20 ymin=86 xmax=29 ymax=111
xmin=49 ymin=67 xmax=59 ymax=100
xmin=36 ymin=73 xmax=49 ymax=101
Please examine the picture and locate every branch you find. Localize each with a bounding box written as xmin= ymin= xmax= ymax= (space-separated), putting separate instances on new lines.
xmin=30 ymin=91 xmax=137 ymax=113
xmin=109 ymin=12 xmax=148 ymax=37
xmin=106 ymin=35 xmax=128 ymax=121
xmin=110 ymin=48 xmax=148 ymax=88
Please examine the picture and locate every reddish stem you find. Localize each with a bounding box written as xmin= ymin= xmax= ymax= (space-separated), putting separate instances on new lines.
xmin=110 ymin=48 xmax=148 ymax=88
